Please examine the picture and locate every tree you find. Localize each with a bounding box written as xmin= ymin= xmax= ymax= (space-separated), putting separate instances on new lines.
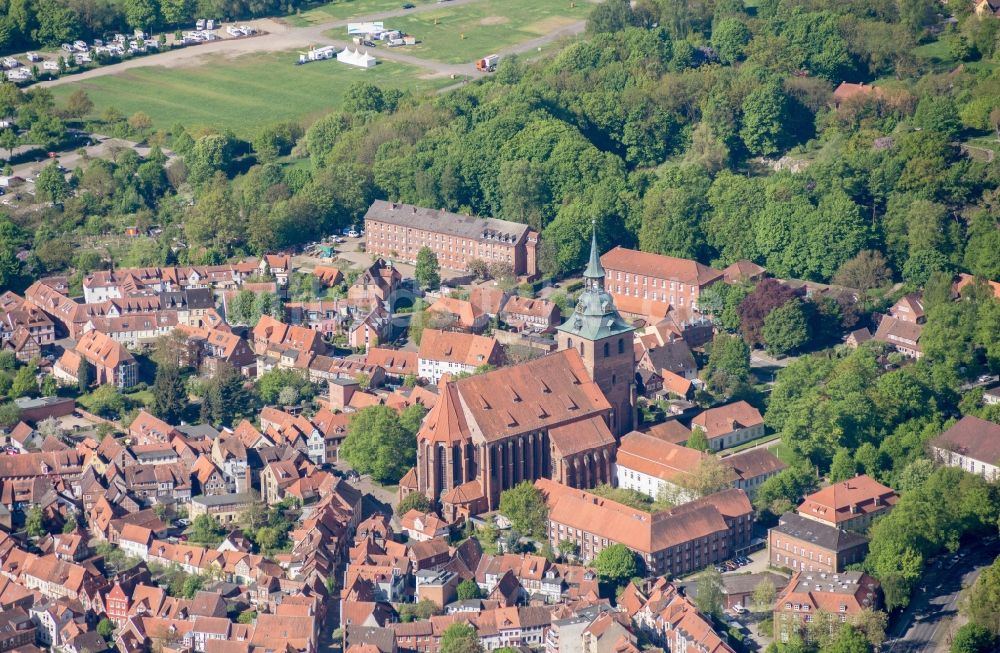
xmin=415 ymin=247 xmax=441 ymax=290
xmin=687 ymin=428 xmax=710 ymax=452
xmin=440 ymin=623 xmax=483 ymax=653
xmin=397 ymin=491 xmax=431 ymax=516
xmin=77 ymin=358 xmax=92 ymax=393
xmin=203 ymin=362 xmax=254 ymax=427
xmin=587 ymin=0 xmax=634 ymax=33
xmin=35 ymin=161 xmax=69 ymax=204
xmin=182 ymin=574 xmax=205 ymax=599
xmin=25 ymin=505 xmax=44 ymax=536
xmin=190 ymin=514 xmax=224 ymax=544
xmin=64 ymin=89 xmax=93 ymax=119
xmin=11 ymin=364 xmax=37 ymax=398
xmin=712 ymin=17 xmax=751 ymax=64
xmin=704 ymin=333 xmax=751 ymax=395
xmin=678 ymin=456 xmax=733 ymax=498
xmin=821 ymin=625 xmax=870 ymax=653
xmin=591 ymin=543 xmax=640 ymax=586
xmin=0 ymin=402 xmax=21 ymax=428
xmin=738 ymin=279 xmax=800 ymax=346
xmin=762 ymin=298 xmax=810 ymax=355
xmin=752 ymin=577 xmax=776 ymax=614
xmin=152 ymin=362 xmax=188 ymax=424
xmin=951 ymin=624 xmax=996 ymax=653
xmin=124 ymin=0 xmax=158 ymax=31
xmin=499 ymin=481 xmax=547 ymax=536
xmin=340 ymin=405 xmax=420 ymax=483
xmin=160 ymin=0 xmax=195 ymax=25
xmin=833 ymin=250 xmax=892 ymax=299
xmin=965 ymin=556 xmax=1000 ymax=635
xmin=558 ymin=539 xmax=578 ymax=560
xmin=456 ymin=578 xmax=483 ymax=600
xmin=829 ymin=448 xmax=858 ymax=482
xmin=914 ymin=95 xmax=960 ymax=139
xmin=740 ymin=81 xmax=787 ymax=156
xmin=62 ymin=513 xmax=78 ymax=534
xmin=695 ymin=567 xmax=724 ymax=617
xmin=0 ymin=129 xmax=18 ymax=160
xmin=97 ymin=618 xmax=116 ymax=640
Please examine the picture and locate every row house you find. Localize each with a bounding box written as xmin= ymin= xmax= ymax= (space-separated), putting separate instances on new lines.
xmin=261 ymin=254 xmax=292 ymax=285
xmin=0 ymin=290 xmax=54 ymax=345
xmin=130 ymin=410 xmax=183 ymax=445
xmin=614 ymin=431 xmax=731 ymax=504
xmin=18 ymin=553 xmax=107 ymax=601
xmin=53 ymin=329 xmax=138 ymax=389
xmin=211 ymin=433 xmax=250 ymax=493
xmin=24 ymin=281 xmax=91 ymax=339
xmin=364 ymin=201 xmax=539 ymax=277
xmin=474 ymin=553 xmax=599 ymax=605
xmin=306 ymin=355 xmax=386 ymax=389
xmin=82 ymin=261 xmax=261 ymax=303
xmin=363 ymin=347 xmax=418 ymax=383
xmin=623 ymin=579 xmax=735 ymax=653
xmin=0 ymin=609 xmax=35 ymax=653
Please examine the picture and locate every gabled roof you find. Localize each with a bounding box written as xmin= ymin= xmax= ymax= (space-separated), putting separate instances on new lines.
xmin=691 ymin=401 xmax=763 ymax=438
xmin=930 ymin=415 xmax=1000 ymax=466
xmin=418 ymin=329 xmax=498 ymax=368
xmin=797 ymin=474 xmax=897 ymax=525
xmin=600 ymin=247 xmax=724 ymax=286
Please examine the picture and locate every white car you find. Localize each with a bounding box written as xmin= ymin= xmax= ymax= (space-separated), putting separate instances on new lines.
xmin=731 ymin=604 xmax=747 ymax=615
xmin=347 ymin=229 xmax=359 ymax=238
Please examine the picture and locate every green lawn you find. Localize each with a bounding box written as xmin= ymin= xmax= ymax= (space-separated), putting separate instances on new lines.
xmin=286 ymin=0 xmax=437 ymax=26
xmin=50 ymin=51 xmax=451 ymax=136
xmin=325 ymin=0 xmax=593 ymax=64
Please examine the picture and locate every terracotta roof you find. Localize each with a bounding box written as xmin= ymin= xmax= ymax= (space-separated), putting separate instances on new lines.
xmin=872 ymin=316 xmax=922 ymax=351
xmin=645 ymin=420 xmax=691 ymax=444
xmin=691 ymin=401 xmax=763 ymax=438
xmin=364 ymin=200 xmax=531 ymax=242
xmin=721 ymin=448 xmax=786 ymax=481
xmin=363 ymin=348 xmax=417 ymax=375
xmin=501 ymin=296 xmax=558 ymax=320
xmin=418 ymin=329 xmax=499 ymax=367
xmin=417 ymin=382 xmax=471 ymax=445
xmin=469 ymin=286 xmax=510 ymax=317
xmin=776 ymin=570 xmax=880 ymax=615
xmin=312 ymin=266 xmax=344 ymax=287
xmin=661 ymin=370 xmax=692 ymax=397
xmin=616 ymin=432 xmax=721 ymax=484
xmin=722 ymin=260 xmax=766 ymax=283
xmin=253 ymin=315 xmax=322 ymax=353
xmin=421 ymin=348 xmax=611 ymax=444
xmin=549 ymin=415 xmax=615 ymax=457
xmin=428 ymin=297 xmax=485 ymax=329
xmin=76 ymin=329 xmax=134 ymax=367
xmin=797 ymin=474 xmax=897 ymax=525
xmin=832 ymin=82 xmax=882 ymax=103
xmin=955 ymin=273 xmax=1000 ymax=300
xmin=600 ymin=247 xmax=724 ymax=286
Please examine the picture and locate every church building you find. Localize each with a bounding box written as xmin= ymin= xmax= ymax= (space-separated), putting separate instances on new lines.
xmin=404 ymin=228 xmax=637 ymax=519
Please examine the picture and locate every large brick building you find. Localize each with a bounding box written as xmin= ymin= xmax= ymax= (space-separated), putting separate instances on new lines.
xmin=768 ymin=512 xmax=868 ymax=574
xmin=599 ymin=247 xmax=724 ymax=321
xmin=537 ymin=479 xmax=754 ymax=577
xmin=363 ymin=200 xmax=539 ymax=277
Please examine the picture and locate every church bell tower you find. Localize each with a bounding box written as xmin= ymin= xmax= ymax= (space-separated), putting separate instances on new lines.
xmin=555 ymin=224 xmax=636 ymax=437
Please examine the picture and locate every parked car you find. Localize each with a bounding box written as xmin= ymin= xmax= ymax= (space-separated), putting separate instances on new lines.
xmin=402 ymin=2 xmax=415 ymax=7
xmin=347 ymin=229 xmax=359 ymax=238
xmin=732 ymin=604 xmax=747 ymax=614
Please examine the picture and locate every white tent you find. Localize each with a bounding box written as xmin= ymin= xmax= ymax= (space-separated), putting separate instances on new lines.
xmin=337 ymin=47 xmax=377 ymax=68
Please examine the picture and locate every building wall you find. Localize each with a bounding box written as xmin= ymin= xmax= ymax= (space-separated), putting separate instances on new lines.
xmin=614 ymin=465 xmax=695 ymax=504
xmin=602 ymin=268 xmax=718 ymax=314
xmin=418 ymin=357 xmax=477 ymax=385
xmin=699 ymin=423 xmax=765 ymax=452
xmin=364 ymin=218 xmax=536 ymax=276
xmin=768 ymin=532 xmax=867 ymax=574
xmin=932 ymin=447 xmax=1000 ymax=481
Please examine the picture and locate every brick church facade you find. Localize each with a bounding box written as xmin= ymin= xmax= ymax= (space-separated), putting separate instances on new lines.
xmin=404 ymin=228 xmax=637 ymax=520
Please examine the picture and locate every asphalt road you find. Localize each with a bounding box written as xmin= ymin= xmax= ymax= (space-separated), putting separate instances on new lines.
xmin=885 ymin=537 xmax=999 ymax=653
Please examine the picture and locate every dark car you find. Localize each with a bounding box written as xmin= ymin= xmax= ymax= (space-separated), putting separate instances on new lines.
xmin=402 ymin=2 xmax=415 ymax=7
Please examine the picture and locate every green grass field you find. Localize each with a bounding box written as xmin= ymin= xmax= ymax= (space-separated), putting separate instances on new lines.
xmin=325 ymin=0 xmax=593 ymax=64
xmin=286 ymin=0 xmax=436 ymax=26
xmin=50 ymin=51 xmax=451 ymax=135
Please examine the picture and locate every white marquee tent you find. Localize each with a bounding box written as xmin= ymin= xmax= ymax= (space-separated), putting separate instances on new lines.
xmin=337 ymin=47 xmax=377 ymax=68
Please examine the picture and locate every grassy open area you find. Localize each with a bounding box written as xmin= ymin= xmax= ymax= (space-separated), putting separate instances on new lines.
xmin=286 ymin=0 xmax=436 ymax=26
xmin=50 ymin=51 xmax=451 ymax=136
xmin=325 ymin=0 xmax=593 ymax=64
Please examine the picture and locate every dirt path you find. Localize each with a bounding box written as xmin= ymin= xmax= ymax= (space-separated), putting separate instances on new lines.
xmin=39 ymin=0 xmax=587 ymax=87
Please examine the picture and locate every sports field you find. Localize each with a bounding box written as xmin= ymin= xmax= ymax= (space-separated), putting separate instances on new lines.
xmin=325 ymin=0 xmax=593 ymax=64
xmin=286 ymin=0 xmax=436 ymax=26
xmin=49 ymin=51 xmax=451 ymax=135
